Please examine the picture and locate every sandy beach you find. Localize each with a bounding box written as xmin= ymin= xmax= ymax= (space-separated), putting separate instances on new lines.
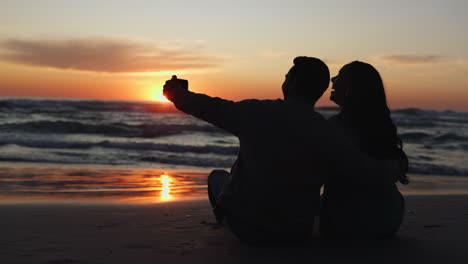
xmin=1 ymin=194 xmax=467 ymax=264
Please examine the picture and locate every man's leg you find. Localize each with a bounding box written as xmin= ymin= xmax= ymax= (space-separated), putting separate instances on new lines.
xmin=208 ymin=170 xmax=309 ymax=243
xmin=207 ymin=170 xmax=230 ymax=208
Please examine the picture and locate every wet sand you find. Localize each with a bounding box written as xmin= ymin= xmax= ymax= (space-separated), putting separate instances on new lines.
xmin=1 ymin=195 xmax=468 ymax=264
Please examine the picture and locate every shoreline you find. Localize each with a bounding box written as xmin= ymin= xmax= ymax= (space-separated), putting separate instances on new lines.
xmin=1 ymin=167 xmax=468 ymax=204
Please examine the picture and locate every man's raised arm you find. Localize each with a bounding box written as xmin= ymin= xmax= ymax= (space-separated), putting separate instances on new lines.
xmin=163 ymin=76 xmax=242 ymax=136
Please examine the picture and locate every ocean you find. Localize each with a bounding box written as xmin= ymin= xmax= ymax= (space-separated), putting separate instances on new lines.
xmin=1 ymin=98 xmax=467 ymax=202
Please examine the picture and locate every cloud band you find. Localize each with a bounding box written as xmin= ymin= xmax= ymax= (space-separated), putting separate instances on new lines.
xmin=0 ymin=38 xmax=217 ymax=73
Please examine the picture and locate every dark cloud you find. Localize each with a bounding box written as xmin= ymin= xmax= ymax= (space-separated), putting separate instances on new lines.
xmin=380 ymin=55 xmax=442 ymax=65
xmin=0 ymin=38 xmax=217 ymax=73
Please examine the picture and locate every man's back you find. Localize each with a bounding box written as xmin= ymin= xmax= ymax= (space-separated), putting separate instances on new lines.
xmin=226 ymin=98 xmax=332 ymax=230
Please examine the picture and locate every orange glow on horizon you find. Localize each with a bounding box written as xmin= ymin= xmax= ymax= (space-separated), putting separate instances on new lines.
xmin=1 ymin=62 xmax=468 ymax=110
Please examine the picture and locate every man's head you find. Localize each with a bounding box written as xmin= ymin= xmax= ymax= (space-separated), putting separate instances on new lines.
xmin=282 ymin=57 xmax=330 ymax=103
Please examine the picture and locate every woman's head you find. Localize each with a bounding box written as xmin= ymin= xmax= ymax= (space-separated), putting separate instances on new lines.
xmin=330 ymin=61 xmax=388 ymax=114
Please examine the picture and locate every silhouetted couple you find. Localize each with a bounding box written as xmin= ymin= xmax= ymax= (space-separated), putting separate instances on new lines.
xmin=163 ymin=57 xmax=408 ymax=243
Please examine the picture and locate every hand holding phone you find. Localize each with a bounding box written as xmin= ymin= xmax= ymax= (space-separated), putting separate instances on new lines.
xmin=163 ymin=75 xmax=189 ymax=102
xmin=167 ymin=75 xmax=188 ymax=90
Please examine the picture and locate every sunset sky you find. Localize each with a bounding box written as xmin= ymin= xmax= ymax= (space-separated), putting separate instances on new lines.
xmin=1 ymin=0 xmax=467 ymax=110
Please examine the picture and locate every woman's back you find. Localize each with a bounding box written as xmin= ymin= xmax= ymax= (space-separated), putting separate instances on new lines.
xmin=320 ymin=114 xmax=405 ymax=238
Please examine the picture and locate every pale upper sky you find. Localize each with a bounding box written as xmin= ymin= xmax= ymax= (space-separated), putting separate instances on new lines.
xmin=1 ymin=0 xmax=467 ymax=110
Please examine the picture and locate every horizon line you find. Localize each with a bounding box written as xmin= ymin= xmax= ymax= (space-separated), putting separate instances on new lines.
xmin=0 ymin=95 xmax=466 ymax=113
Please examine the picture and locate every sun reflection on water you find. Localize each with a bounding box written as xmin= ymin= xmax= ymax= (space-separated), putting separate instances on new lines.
xmin=160 ymin=174 xmax=173 ymax=201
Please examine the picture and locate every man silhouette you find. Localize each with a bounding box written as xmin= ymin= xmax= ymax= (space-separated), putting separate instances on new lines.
xmin=163 ymin=57 xmax=333 ymax=242
xmin=163 ymin=57 xmax=397 ymax=243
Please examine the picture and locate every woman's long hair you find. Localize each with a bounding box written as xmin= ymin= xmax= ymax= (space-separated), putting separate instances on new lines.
xmin=339 ymin=61 xmax=409 ymax=184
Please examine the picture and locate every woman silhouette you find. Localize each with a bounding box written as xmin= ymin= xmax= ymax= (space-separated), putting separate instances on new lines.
xmin=321 ymin=61 xmax=409 ymax=238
